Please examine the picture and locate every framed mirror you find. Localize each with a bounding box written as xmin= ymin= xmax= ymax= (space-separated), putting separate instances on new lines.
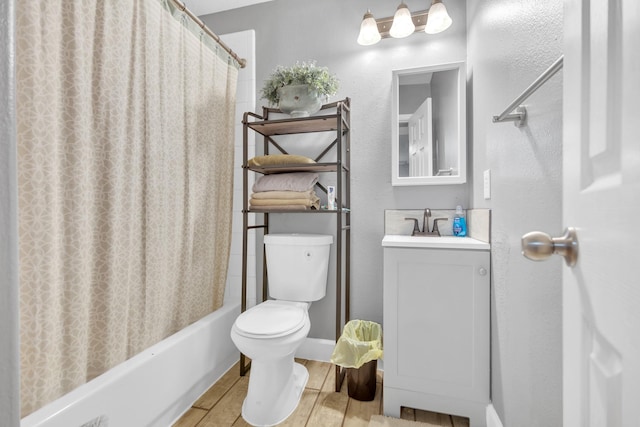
xmin=391 ymin=61 xmax=466 ymax=186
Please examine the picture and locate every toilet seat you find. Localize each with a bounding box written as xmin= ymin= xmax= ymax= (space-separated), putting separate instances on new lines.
xmin=234 ymin=300 xmax=307 ymax=339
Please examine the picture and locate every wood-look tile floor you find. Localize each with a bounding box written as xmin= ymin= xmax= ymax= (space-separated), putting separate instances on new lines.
xmin=173 ymin=359 xmax=469 ymax=427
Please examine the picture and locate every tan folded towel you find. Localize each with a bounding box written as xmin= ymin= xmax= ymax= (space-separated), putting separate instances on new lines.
xmin=247 ymin=154 xmax=316 ymax=167
xmin=252 ymin=172 xmax=318 ymax=192
xmin=250 ymin=195 xmax=320 ymax=209
xmin=251 ymin=190 xmax=315 ymax=200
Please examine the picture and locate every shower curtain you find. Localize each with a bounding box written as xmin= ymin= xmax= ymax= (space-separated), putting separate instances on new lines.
xmin=16 ymin=0 xmax=239 ymax=416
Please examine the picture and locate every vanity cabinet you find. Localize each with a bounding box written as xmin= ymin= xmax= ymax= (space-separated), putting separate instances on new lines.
xmin=382 ymin=238 xmax=490 ymax=427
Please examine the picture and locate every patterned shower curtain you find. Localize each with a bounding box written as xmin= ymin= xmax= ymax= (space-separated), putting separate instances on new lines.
xmin=16 ymin=0 xmax=238 ymax=416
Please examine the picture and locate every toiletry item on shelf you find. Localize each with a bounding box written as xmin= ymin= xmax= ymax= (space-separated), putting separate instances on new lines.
xmin=327 ymin=186 xmax=336 ymax=210
xmin=453 ymin=205 xmax=467 ymax=237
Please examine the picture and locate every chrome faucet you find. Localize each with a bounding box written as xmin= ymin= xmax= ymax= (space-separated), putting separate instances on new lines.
xmin=404 ymin=208 xmax=449 ymax=236
xmin=423 ymin=208 xmax=431 ymax=235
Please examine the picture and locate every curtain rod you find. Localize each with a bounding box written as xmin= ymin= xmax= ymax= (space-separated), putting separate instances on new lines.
xmin=492 ymin=55 xmax=563 ymax=127
xmin=169 ymin=0 xmax=247 ymax=68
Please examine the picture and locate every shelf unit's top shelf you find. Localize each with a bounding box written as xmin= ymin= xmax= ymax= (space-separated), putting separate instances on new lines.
xmin=246 ymin=115 xmax=348 ymax=137
xmin=244 ymin=98 xmax=351 ymax=137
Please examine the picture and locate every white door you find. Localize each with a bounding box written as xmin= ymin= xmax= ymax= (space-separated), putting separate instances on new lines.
xmin=563 ymin=0 xmax=640 ymax=425
xmin=408 ymin=97 xmax=433 ymax=177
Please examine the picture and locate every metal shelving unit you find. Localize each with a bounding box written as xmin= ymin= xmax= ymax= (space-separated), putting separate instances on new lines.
xmin=240 ymin=98 xmax=351 ymax=391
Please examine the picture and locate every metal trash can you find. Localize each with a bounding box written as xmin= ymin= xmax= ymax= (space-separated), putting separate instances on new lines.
xmin=346 ymin=359 xmax=378 ymax=401
xmin=330 ymin=320 xmax=383 ymax=401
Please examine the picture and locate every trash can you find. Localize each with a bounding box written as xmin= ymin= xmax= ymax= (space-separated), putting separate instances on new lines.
xmin=330 ymin=320 xmax=383 ymax=401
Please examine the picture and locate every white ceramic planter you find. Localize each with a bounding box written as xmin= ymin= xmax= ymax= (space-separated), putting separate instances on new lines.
xmin=277 ymin=84 xmax=323 ymax=117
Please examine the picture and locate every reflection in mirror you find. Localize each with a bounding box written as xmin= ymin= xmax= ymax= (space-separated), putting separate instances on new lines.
xmin=392 ymin=62 xmax=466 ymax=186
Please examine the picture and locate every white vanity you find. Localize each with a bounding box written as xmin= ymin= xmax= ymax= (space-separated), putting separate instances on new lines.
xmin=382 ymin=235 xmax=490 ymax=427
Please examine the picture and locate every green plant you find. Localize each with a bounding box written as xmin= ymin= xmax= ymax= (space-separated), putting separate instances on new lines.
xmin=261 ymin=61 xmax=339 ymax=106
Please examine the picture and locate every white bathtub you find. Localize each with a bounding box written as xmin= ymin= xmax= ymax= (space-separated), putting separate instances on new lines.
xmin=21 ymin=301 xmax=241 ymax=427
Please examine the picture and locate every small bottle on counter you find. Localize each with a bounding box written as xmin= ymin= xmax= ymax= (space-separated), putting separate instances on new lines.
xmin=453 ymin=205 xmax=467 ymax=237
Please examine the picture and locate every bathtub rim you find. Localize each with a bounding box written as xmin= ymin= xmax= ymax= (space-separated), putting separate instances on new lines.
xmin=21 ymin=301 xmax=241 ymax=427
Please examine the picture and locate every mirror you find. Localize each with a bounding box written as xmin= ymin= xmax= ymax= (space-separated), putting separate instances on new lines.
xmin=391 ymin=61 xmax=466 ymax=186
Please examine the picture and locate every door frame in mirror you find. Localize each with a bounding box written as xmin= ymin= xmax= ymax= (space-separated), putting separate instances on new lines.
xmin=391 ymin=61 xmax=466 ymax=186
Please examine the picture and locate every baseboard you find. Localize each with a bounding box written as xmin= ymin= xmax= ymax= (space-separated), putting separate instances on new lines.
xmin=296 ymin=337 xmax=335 ymax=362
xmin=295 ymin=338 xmax=385 ymax=371
xmin=486 ymin=404 xmax=504 ymax=427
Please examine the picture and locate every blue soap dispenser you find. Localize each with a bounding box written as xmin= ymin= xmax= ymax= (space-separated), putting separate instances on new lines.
xmin=453 ymin=205 xmax=467 ymax=237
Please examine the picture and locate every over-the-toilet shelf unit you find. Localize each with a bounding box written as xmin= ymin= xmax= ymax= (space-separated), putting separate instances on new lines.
xmin=240 ymin=98 xmax=351 ymax=391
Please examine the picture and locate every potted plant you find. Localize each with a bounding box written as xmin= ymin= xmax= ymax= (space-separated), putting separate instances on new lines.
xmin=261 ymin=61 xmax=339 ymax=117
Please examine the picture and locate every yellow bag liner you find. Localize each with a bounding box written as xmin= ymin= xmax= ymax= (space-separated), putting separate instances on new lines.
xmin=330 ymin=320 xmax=383 ymax=368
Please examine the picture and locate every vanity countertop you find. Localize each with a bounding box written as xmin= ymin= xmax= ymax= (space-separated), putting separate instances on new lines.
xmin=382 ymin=234 xmax=490 ymax=250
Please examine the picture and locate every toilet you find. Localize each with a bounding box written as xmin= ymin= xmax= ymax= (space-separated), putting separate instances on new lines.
xmin=231 ymin=233 xmax=333 ymax=426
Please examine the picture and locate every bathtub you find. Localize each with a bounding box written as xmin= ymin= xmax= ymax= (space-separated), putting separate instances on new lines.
xmin=21 ymin=301 xmax=241 ymax=427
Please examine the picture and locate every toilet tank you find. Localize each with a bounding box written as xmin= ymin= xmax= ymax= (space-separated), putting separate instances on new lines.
xmin=264 ymin=233 xmax=333 ymax=302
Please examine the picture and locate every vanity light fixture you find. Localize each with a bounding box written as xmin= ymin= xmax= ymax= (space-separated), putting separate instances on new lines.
xmin=357 ymin=10 xmax=382 ymax=46
xmin=424 ymin=0 xmax=453 ymax=34
xmin=357 ymin=0 xmax=452 ymax=46
xmin=389 ymin=3 xmax=416 ymax=38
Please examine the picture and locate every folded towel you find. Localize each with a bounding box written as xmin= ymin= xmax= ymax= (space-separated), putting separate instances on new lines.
xmin=250 ymin=205 xmax=317 ymax=211
xmin=250 ymin=195 xmax=320 ymax=210
xmin=252 ymin=172 xmax=318 ymax=193
xmin=247 ymin=154 xmax=316 ymax=167
xmin=251 ymin=190 xmax=315 ymax=200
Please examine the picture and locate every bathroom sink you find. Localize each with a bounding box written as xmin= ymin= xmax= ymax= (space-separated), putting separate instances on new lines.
xmin=382 ymin=235 xmax=490 ymax=250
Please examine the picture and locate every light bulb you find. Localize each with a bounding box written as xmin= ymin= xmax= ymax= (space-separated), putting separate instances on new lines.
xmin=425 ymin=0 xmax=452 ymax=34
xmin=389 ymin=3 xmax=415 ymax=39
xmin=357 ymin=10 xmax=382 ymax=45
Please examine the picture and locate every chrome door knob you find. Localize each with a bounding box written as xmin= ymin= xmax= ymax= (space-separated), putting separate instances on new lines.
xmin=521 ymin=227 xmax=579 ymax=267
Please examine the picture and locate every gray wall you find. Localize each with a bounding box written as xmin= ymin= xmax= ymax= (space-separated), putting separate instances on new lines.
xmin=204 ymin=1 xmax=563 ymax=425
xmin=203 ymin=0 xmax=469 ymax=340
xmin=431 ymin=69 xmax=459 ymax=173
xmin=398 ymin=83 xmax=430 ymax=114
xmin=0 ymin=0 xmax=20 ymax=425
xmin=468 ymin=1 xmax=563 ymax=426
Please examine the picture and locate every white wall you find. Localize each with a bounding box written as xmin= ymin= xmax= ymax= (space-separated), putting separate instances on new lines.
xmin=202 ymin=0 xmax=469 ymax=341
xmin=0 ymin=0 xmax=20 ymax=425
xmin=467 ymin=1 xmax=563 ymax=426
xmin=220 ymin=30 xmax=257 ymax=309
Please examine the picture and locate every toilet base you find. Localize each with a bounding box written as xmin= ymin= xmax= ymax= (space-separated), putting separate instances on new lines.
xmin=241 ymin=360 xmax=309 ymax=426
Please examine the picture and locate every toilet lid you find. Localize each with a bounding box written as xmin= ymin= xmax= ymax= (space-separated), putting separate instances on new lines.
xmin=235 ymin=301 xmax=307 ymax=338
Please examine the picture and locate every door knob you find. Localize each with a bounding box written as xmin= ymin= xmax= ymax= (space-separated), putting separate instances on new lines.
xmin=521 ymin=227 xmax=579 ymax=267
